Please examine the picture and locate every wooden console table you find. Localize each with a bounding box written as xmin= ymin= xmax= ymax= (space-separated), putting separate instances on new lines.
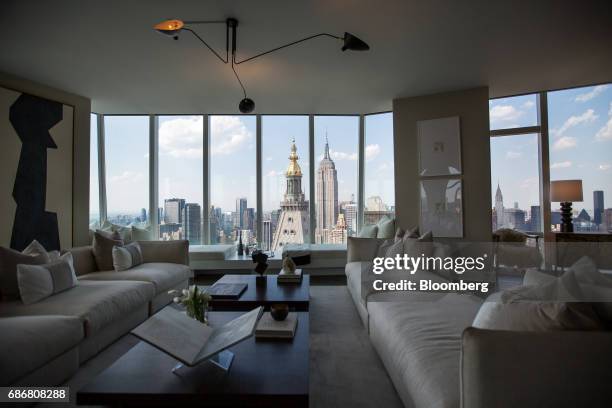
xmin=552 ymin=232 xmax=612 ymax=270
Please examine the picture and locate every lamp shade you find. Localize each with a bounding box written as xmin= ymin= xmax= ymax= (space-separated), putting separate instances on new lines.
xmin=154 ymin=19 xmax=184 ymax=36
xmin=341 ymin=32 xmax=370 ymax=51
xmin=550 ymin=180 xmax=583 ymax=202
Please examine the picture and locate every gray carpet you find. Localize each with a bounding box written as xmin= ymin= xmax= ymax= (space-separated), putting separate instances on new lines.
xmin=40 ymin=285 xmax=403 ymax=408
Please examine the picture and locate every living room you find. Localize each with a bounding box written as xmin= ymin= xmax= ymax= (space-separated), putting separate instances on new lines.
xmin=1 ymin=1 xmax=611 ymax=407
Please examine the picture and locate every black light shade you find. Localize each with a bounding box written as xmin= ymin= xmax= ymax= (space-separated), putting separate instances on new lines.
xmin=341 ymin=32 xmax=369 ymax=51
xmin=239 ymin=98 xmax=255 ymax=113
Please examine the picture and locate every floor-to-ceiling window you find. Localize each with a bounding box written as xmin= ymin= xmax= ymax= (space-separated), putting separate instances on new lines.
xmin=548 ymin=84 xmax=612 ymax=232
xmin=104 ymin=115 xmax=149 ymax=227
xmin=489 ymin=94 xmax=542 ymax=232
xmin=157 ymin=115 xmax=204 ymax=243
xmin=364 ymin=112 xmax=395 ymax=226
xmin=90 ymin=113 xmax=100 ymax=227
xmin=209 ymin=115 xmax=257 ymax=246
xmin=261 ymin=116 xmax=310 ymax=251
xmin=313 ymin=116 xmax=359 ymax=244
xmin=92 ymin=112 xmax=396 ymax=247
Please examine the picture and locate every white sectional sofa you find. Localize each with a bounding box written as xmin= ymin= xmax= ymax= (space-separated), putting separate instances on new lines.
xmin=345 ymin=237 xmax=612 ymax=408
xmin=0 ymin=240 xmax=192 ymax=386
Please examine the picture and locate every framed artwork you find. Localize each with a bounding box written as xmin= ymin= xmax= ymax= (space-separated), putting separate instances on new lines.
xmin=417 ymin=116 xmax=461 ymax=176
xmin=420 ymin=178 xmax=463 ymax=238
xmin=0 ymin=86 xmax=74 ymax=251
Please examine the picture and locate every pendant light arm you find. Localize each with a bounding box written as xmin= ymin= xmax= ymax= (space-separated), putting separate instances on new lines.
xmin=182 ymin=27 xmax=229 ymax=64
xmin=233 ymin=33 xmax=342 ymax=65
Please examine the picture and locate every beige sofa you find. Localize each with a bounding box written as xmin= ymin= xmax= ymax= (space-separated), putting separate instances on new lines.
xmin=346 ymin=237 xmax=612 ymax=408
xmin=0 ymin=240 xmax=192 ymax=386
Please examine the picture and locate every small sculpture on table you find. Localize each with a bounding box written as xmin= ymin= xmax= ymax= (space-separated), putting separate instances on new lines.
xmin=252 ymin=250 xmax=269 ymax=286
xmin=282 ymin=255 xmax=297 ymax=274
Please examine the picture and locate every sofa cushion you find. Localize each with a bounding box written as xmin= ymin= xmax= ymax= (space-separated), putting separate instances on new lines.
xmin=368 ymin=293 xmax=482 ymax=408
xmin=0 ymin=246 xmax=50 ymax=300
xmin=345 ymin=261 xmax=373 ymax=306
xmin=358 ymin=224 xmax=378 ymax=238
xmin=17 ymin=253 xmax=77 ymax=304
xmin=92 ymin=231 xmax=123 ymax=271
xmin=112 ymin=242 xmax=144 ymax=271
xmin=376 ymin=217 xmax=395 ymax=239
xmin=0 ymin=280 xmax=155 ymax=336
xmin=79 ymin=262 xmax=191 ymax=294
xmin=0 ymin=315 xmax=84 ymax=385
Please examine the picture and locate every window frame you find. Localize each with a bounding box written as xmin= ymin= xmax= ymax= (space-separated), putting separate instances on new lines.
xmin=489 ymin=92 xmax=550 ymax=236
xmin=93 ymin=111 xmax=394 ymax=246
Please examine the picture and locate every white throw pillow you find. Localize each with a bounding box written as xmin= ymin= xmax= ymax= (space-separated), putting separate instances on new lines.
xmin=472 ymin=271 xmax=603 ymax=331
xmin=112 ymin=242 xmax=144 ymax=271
xmin=17 ymin=253 xmax=77 ymax=305
xmin=359 ymin=224 xmax=378 ymax=238
xmin=522 ymin=268 xmax=557 ymax=286
xmin=131 ymin=225 xmax=152 ymax=241
xmin=376 ymin=217 xmax=395 ymax=239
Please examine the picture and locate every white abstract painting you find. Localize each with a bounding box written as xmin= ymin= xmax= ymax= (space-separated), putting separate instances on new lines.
xmin=420 ymin=178 xmax=463 ymax=238
xmin=418 ymin=116 xmax=461 ymax=176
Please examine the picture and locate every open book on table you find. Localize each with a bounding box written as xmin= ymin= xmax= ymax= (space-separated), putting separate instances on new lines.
xmin=131 ymin=306 xmax=263 ymax=367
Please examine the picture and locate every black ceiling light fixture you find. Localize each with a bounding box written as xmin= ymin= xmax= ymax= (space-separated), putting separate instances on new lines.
xmin=154 ymin=18 xmax=370 ymax=113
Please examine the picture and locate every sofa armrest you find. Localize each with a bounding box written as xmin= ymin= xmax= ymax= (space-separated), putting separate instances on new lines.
xmin=347 ymin=237 xmax=385 ymax=263
xmin=137 ymin=240 xmax=189 ymax=265
xmin=66 ymin=246 xmax=97 ymax=276
xmin=461 ymin=327 xmax=612 ymax=408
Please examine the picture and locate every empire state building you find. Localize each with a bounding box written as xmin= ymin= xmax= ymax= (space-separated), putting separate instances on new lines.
xmin=315 ymin=136 xmax=339 ymax=243
xmin=271 ymin=139 xmax=309 ymax=251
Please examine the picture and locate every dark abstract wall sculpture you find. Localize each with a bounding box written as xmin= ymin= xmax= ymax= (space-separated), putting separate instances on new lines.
xmin=9 ymin=94 xmax=62 ymax=251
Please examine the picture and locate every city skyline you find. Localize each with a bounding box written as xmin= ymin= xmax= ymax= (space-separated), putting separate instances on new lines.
xmin=489 ymin=84 xmax=611 ymax=216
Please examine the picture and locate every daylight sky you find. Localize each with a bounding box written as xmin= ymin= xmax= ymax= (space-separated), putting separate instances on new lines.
xmin=490 ymin=83 xmax=611 ymax=216
xmin=92 ymin=83 xmax=610 ymax=219
xmin=94 ymin=113 xmax=394 ymax=215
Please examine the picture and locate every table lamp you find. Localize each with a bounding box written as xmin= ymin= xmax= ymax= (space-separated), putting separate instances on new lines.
xmin=550 ymin=180 xmax=583 ymax=232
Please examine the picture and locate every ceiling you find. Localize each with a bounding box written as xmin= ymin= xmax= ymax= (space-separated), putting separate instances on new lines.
xmin=1 ymin=0 xmax=610 ymax=114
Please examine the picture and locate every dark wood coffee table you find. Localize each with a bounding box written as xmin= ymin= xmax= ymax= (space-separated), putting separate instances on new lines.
xmin=208 ymin=274 xmax=310 ymax=311
xmin=77 ymin=311 xmax=309 ymax=407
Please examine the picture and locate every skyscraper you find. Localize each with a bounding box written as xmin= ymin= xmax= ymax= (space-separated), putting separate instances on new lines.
xmin=140 ymin=208 xmax=147 ymax=223
xmin=530 ymin=205 xmax=541 ymax=231
xmin=236 ymin=197 xmax=247 ymax=229
xmin=183 ymin=203 xmax=201 ymax=244
xmin=272 ymin=139 xmax=309 ymax=251
xmin=315 ymin=136 xmax=338 ymax=243
xmin=164 ymin=198 xmax=185 ymax=224
xmin=494 ymin=183 xmax=504 ymax=230
xmin=594 ymin=190 xmax=604 ymax=225
xmin=262 ymin=219 xmax=272 ymax=251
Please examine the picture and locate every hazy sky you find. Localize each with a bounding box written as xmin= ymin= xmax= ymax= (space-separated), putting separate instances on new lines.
xmin=96 ymin=113 xmax=394 ymax=215
xmin=490 ymin=83 xmax=611 ymax=216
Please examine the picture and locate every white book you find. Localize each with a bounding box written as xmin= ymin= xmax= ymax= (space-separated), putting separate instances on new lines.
xmin=255 ymin=312 xmax=298 ymax=339
xmin=132 ymin=306 xmax=263 ymax=367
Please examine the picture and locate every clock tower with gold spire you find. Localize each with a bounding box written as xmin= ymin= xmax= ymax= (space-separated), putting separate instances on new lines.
xmin=271 ymin=139 xmax=310 ymax=251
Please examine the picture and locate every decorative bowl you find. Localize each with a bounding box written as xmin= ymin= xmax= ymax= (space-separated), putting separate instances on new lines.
xmin=270 ymin=303 xmax=289 ymax=321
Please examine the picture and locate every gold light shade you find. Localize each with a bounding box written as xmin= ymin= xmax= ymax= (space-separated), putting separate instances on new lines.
xmin=154 ymin=19 xmax=184 ymax=35
xmin=551 ymin=180 xmax=583 ymax=202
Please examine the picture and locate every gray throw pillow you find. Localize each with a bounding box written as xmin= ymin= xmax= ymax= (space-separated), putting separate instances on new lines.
xmin=0 ymin=246 xmax=50 ymax=300
xmin=112 ymin=242 xmax=144 ymax=271
xmin=17 ymin=253 xmax=77 ymax=304
xmin=93 ymin=231 xmax=124 ymax=271
xmin=376 ymin=217 xmax=395 ymax=239
xmin=358 ymin=224 xmax=378 ymax=238
xmin=404 ymin=231 xmax=434 ymax=258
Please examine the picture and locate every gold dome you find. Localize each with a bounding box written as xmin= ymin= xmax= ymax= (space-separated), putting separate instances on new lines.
xmin=286 ymin=139 xmax=302 ymax=177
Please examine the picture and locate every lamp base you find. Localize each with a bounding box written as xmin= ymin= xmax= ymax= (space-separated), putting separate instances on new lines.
xmin=560 ymin=201 xmax=574 ymax=233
